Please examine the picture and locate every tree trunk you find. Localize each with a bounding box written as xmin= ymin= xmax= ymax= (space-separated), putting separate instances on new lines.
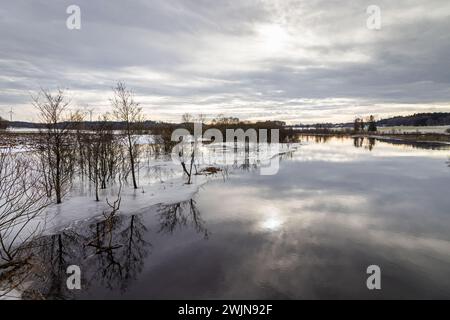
xmin=55 ymin=150 xmax=62 ymax=204
xmin=95 ymin=174 xmax=99 ymax=202
xmin=128 ymin=134 xmax=138 ymax=189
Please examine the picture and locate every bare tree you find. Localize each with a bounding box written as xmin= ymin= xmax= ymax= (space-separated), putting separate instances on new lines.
xmin=111 ymin=82 xmax=143 ymax=189
xmin=175 ymin=114 xmax=203 ymax=184
xmin=182 ymin=113 xmax=193 ymax=124
xmin=84 ymin=114 xmax=120 ymax=201
xmin=32 ymin=88 xmax=75 ymax=204
xmin=177 ymin=137 xmax=199 ymax=185
xmin=0 ymin=150 xmax=49 ymax=296
xmin=197 ymin=113 xmax=207 ymax=124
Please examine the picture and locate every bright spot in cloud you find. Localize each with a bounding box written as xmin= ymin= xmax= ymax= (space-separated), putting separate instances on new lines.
xmin=261 ymin=217 xmax=283 ymax=231
xmin=256 ymin=24 xmax=289 ymax=53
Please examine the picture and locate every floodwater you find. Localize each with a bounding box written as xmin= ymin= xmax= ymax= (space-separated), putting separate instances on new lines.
xmin=31 ymin=136 xmax=450 ymax=299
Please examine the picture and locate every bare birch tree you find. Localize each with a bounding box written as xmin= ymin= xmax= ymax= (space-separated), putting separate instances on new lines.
xmin=85 ymin=114 xmax=120 ymax=201
xmin=111 ymin=82 xmax=143 ymax=189
xmin=32 ymin=89 xmax=75 ymax=204
xmin=0 ymin=150 xmax=49 ymax=296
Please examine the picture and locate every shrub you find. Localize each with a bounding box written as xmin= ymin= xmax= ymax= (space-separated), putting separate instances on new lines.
xmin=0 ymin=117 xmax=9 ymax=130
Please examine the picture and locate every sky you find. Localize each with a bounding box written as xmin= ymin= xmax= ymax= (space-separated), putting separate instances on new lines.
xmin=1 ymin=0 xmax=450 ymax=124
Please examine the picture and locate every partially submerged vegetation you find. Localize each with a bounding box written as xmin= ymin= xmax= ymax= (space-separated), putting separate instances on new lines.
xmin=2 ymin=86 xmax=449 ymax=299
xmin=0 ymin=84 xmax=301 ymax=298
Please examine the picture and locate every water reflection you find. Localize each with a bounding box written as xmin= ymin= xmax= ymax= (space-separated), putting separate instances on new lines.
xmin=378 ymin=137 xmax=450 ymax=150
xmin=158 ymin=200 xmax=209 ymax=239
xmin=300 ymin=134 xmax=450 ymax=151
xmin=352 ymin=137 xmax=376 ymax=151
xmin=19 ymin=199 xmax=208 ymax=299
xmin=86 ymin=214 xmax=150 ymax=293
xmin=29 ymin=231 xmax=87 ymax=299
xmin=26 ymin=214 xmax=150 ymax=298
xmin=12 ymin=136 xmax=450 ymax=299
xmin=192 ymin=137 xmax=450 ymax=299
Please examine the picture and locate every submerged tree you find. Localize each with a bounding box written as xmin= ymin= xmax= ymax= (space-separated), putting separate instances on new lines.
xmin=111 ymin=82 xmax=143 ymax=189
xmin=178 ymin=141 xmax=196 ymax=185
xmin=0 ymin=150 xmax=49 ymax=297
xmin=174 ymin=114 xmax=203 ymax=185
xmin=32 ymin=89 xmax=76 ymax=204
xmin=84 ymin=114 xmax=120 ymax=201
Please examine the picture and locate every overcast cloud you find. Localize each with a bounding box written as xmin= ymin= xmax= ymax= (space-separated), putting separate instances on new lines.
xmin=1 ymin=0 xmax=450 ymax=123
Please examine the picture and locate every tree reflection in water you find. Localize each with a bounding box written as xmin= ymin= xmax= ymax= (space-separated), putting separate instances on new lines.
xmin=352 ymin=137 xmax=376 ymax=151
xmin=16 ymin=198 xmax=210 ymax=298
xmin=158 ymin=199 xmax=209 ymax=239
xmin=28 ymin=230 xmax=87 ymax=299
xmin=22 ymin=213 xmax=150 ymax=298
xmin=86 ymin=214 xmax=150 ymax=292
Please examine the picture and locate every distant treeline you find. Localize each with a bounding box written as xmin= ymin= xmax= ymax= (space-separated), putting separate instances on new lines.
xmin=5 ymin=120 xmax=160 ymax=130
xmin=376 ymin=112 xmax=450 ymax=127
xmin=169 ymin=120 xmax=295 ymax=143
xmin=5 ymin=112 xmax=450 ymax=131
xmin=292 ymin=112 xmax=450 ymax=128
xmin=3 ymin=119 xmax=295 ymax=142
xmin=0 ymin=116 xmax=8 ymax=130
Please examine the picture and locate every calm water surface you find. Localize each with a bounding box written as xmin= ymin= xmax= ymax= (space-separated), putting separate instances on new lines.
xmin=36 ymin=137 xmax=450 ymax=299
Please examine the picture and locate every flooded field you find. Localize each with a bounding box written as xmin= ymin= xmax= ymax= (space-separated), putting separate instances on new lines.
xmin=24 ymin=136 xmax=450 ymax=299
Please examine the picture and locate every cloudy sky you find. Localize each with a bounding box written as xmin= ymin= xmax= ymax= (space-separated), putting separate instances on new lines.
xmin=1 ymin=0 xmax=450 ymax=124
